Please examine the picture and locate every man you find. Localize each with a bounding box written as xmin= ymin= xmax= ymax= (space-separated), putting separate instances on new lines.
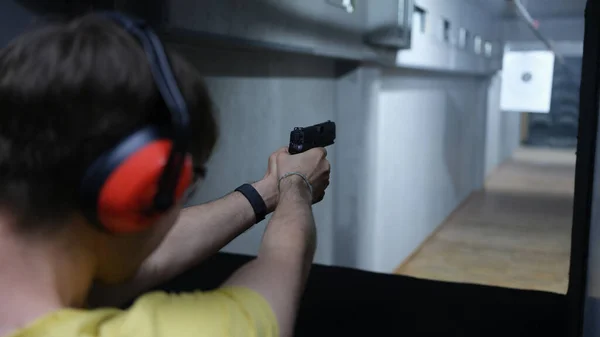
xmin=0 ymin=12 xmax=330 ymax=337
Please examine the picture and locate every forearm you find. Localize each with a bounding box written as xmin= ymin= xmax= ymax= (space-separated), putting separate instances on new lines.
xmin=259 ymin=180 xmax=316 ymax=267
xmin=259 ymin=178 xmax=317 ymax=327
xmin=88 ymin=179 xmax=277 ymax=307
xmin=223 ymin=176 xmax=317 ymax=337
xmin=147 ymin=179 xmax=277 ymax=277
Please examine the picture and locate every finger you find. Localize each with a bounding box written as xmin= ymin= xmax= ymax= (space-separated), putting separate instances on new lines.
xmin=315 ymin=191 xmax=325 ymax=203
xmin=268 ymin=151 xmax=279 ymax=165
xmin=318 ymin=189 xmax=326 ymax=198
xmin=278 ymin=146 xmax=289 ymax=154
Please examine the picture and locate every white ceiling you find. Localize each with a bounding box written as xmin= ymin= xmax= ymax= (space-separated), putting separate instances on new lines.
xmin=469 ymin=0 xmax=587 ymax=18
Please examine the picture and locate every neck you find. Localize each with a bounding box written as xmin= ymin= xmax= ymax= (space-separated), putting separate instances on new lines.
xmin=0 ymin=217 xmax=96 ymax=335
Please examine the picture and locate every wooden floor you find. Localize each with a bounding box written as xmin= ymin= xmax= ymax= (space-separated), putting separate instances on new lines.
xmin=395 ymin=147 xmax=576 ymax=294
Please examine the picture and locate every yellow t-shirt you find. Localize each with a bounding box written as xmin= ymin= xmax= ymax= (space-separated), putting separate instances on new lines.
xmin=8 ymin=287 xmax=279 ymax=337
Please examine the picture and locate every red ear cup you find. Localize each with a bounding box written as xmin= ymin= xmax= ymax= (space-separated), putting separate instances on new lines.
xmin=97 ymin=140 xmax=193 ymax=234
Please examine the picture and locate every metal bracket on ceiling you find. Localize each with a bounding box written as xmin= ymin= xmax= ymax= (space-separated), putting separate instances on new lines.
xmin=364 ymin=0 xmax=414 ymax=50
xmin=325 ymin=0 xmax=355 ymax=14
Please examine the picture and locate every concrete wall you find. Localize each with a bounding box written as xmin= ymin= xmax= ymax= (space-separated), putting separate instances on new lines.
xmin=364 ymin=69 xmax=489 ymax=272
xmin=332 ymin=66 xmax=381 ymax=269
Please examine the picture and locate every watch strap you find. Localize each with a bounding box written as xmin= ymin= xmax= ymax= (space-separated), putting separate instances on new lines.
xmin=235 ymin=183 xmax=268 ymax=223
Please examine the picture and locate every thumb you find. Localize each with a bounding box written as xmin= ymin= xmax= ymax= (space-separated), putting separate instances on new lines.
xmin=270 ymin=146 xmax=288 ymax=162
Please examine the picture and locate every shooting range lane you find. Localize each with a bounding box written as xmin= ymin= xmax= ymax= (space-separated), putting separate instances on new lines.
xmin=396 ymin=147 xmax=575 ymax=294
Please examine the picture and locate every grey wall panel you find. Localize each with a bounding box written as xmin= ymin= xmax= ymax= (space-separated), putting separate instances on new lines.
xmin=329 ymin=60 xmax=509 ymax=274
xmin=371 ymin=69 xmax=489 ymax=272
xmin=332 ymin=67 xmax=363 ymax=268
xmin=501 ymin=109 xmax=521 ymax=160
xmin=174 ymin=45 xmax=337 ymax=265
xmin=333 ymin=66 xmax=381 ymax=269
xmin=484 ymin=72 xmax=502 ymax=177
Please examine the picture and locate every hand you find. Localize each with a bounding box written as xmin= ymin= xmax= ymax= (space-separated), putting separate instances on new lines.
xmin=275 ymin=147 xmax=331 ymax=204
xmin=252 ymin=147 xmax=289 ymax=213
xmin=264 ymin=147 xmax=288 ymax=183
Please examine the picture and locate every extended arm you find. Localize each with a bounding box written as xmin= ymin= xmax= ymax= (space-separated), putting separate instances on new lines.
xmin=221 ymin=147 xmax=330 ymax=337
xmin=223 ymin=175 xmax=316 ymax=337
xmin=88 ymin=177 xmax=278 ymax=307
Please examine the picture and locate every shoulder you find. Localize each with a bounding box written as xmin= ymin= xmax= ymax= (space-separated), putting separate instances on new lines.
xmin=124 ymin=288 xmax=279 ymax=337
xmin=11 ymin=288 xmax=278 ymax=337
xmin=127 ymin=287 xmax=279 ymax=335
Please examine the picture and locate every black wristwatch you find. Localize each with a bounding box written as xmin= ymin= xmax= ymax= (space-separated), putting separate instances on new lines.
xmin=235 ymin=183 xmax=268 ymax=223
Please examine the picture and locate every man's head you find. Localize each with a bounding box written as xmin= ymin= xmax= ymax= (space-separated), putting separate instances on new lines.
xmin=0 ymin=14 xmax=218 ymax=283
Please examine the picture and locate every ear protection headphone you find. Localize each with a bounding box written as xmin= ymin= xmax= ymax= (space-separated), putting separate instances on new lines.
xmin=79 ymin=12 xmax=193 ymax=234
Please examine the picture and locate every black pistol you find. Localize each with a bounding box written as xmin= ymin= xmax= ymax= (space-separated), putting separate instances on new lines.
xmin=288 ymin=120 xmax=336 ymax=154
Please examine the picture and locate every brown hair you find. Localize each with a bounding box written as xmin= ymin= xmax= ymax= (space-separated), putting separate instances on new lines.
xmin=0 ymin=14 xmax=218 ymax=230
